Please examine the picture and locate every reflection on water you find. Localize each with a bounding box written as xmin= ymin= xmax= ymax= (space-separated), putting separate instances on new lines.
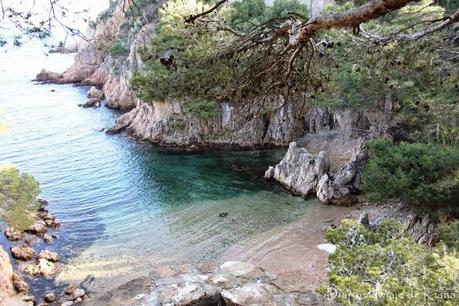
xmin=0 ymin=43 xmax=321 ymax=294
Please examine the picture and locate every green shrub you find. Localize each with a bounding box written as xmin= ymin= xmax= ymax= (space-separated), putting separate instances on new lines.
xmin=0 ymin=165 xmax=40 ymax=230
xmin=323 ymin=219 xmax=459 ymax=305
xmin=110 ymin=37 xmax=129 ymax=57
xmin=183 ymin=100 xmax=218 ymax=121
xmin=362 ymin=139 xmax=459 ymax=211
xmin=130 ymin=0 xmax=239 ymax=109
xmin=439 ymin=221 xmax=459 ymax=253
xmin=227 ymin=0 xmax=307 ymax=32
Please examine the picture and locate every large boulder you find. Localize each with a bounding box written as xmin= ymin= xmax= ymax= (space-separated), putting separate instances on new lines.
xmin=25 ymin=220 xmax=48 ymax=235
xmin=266 ymin=139 xmax=369 ymax=205
xmin=4 ymin=227 xmax=24 ymax=241
xmin=11 ymin=246 xmax=35 ymax=261
xmin=87 ymin=86 xmax=104 ymax=101
xmin=264 ymin=142 xmax=330 ymax=197
xmin=0 ymin=246 xmax=33 ymax=306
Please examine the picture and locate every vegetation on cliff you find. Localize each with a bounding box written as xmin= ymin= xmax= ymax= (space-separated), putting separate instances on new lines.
xmin=363 ymin=139 xmax=459 ymax=213
xmin=129 ymin=0 xmax=458 ymax=135
xmin=0 ymin=166 xmax=40 ymax=231
xmin=323 ymin=219 xmax=459 ymax=305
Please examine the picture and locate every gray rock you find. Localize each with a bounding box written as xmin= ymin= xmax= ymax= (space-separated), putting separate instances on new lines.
xmin=4 ymin=227 xmax=23 ymax=241
xmin=267 ymin=139 xmax=369 ymax=205
xmin=44 ymin=292 xmax=56 ymax=303
xmin=38 ymin=250 xmax=59 ymax=263
xmin=220 ymin=261 xmax=255 ymax=277
xmin=71 ymin=288 xmax=85 ymax=300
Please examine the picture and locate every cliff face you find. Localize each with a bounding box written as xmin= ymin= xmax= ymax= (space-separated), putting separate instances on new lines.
xmin=37 ymin=2 xmax=161 ymax=110
xmin=38 ymin=0 xmax=388 ymax=202
xmin=38 ymin=0 xmax=379 ymax=149
xmin=0 ymin=246 xmax=32 ymax=306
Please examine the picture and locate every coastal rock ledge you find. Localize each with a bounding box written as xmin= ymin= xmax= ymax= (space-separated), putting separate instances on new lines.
xmin=265 ymin=140 xmax=368 ymax=205
xmin=82 ymin=261 xmax=337 ymax=306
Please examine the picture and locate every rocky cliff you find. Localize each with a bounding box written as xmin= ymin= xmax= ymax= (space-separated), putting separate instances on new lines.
xmin=37 ymin=0 xmax=389 ymax=202
xmin=265 ymin=139 xmax=368 ymax=205
xmin=37 ymin=1 xmax=162 ymax=110
xmin=0 ymin=246 xmax=33 ymax=306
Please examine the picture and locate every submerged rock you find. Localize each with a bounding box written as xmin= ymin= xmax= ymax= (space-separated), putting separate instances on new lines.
xmin=38 ymin=250 xmax=60 ymax=263
xmin=220 ymin=261 xmax=255 ymax=277
xmin=43 ymin=233 xmax=55 ymax=244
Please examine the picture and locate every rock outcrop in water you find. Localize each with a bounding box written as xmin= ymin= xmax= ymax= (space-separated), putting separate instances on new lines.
xmin=35 ymin=2 xmax=161 ymax=110
xmin=265 ymin=139 xmax=368 ymax=205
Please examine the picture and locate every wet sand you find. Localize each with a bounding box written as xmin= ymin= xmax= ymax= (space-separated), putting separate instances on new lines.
xmin=222 ymin=201 xmax=355 ymax=291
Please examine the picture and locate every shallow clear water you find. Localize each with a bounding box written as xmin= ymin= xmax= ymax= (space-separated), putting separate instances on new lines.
xmin=0 ymin=44 xmax=323 ymax=294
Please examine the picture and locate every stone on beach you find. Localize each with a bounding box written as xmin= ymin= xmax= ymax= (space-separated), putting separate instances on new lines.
xmin=71 ymin=288 xmax=85 ymax=300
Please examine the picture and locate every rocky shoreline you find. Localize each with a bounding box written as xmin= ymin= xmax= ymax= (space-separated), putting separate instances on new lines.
xmin=1 ymin=200 xmax=92 ymax=306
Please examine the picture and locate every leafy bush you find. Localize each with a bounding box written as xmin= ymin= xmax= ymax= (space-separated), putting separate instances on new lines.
xmin=130 ymin=0 xmax=240 ymax=114
xmin=130 ymin=0 xmax=308 ymax=113
xmin=362 ymin=139 xmax=459 ymax=211
xmin=322 ymin=219 xmax=459 ymax=305
xmin=183 ymin=99 xmax=218 ymax=121
xmin=227 ymin=0 xmax=307 ymax=32
xmin=439 ymin=221 xmax=459 ymax=253
xmin=0 ymin=166 xmax=40 ymax=230
xmin=110 ymin=37 xmax=130 ymax=57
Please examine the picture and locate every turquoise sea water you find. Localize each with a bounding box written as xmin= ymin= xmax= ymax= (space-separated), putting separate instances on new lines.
xmin=0 ymin=44 xmax=319 ymax=294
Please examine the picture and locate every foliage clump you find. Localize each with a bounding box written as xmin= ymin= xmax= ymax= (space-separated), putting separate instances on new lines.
xmin=0 ymin=165 xmax=40 ymax=230
xmin=227 ymin=0 xmax=307 ymax=32
xmin=322 ymin=218 xmax=459 ymax=305
xmin=130 ymin=0 xmax=307 ymax=120
xmin=362 ymin=138 xmax=459 ymax=212
xmin=110 ymin=37 xmax=130 ymax=57
xmin=439 ymin=221 xmax=459 ymax=253
xmin=130 ymin=0 xmax=238 ymax=120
